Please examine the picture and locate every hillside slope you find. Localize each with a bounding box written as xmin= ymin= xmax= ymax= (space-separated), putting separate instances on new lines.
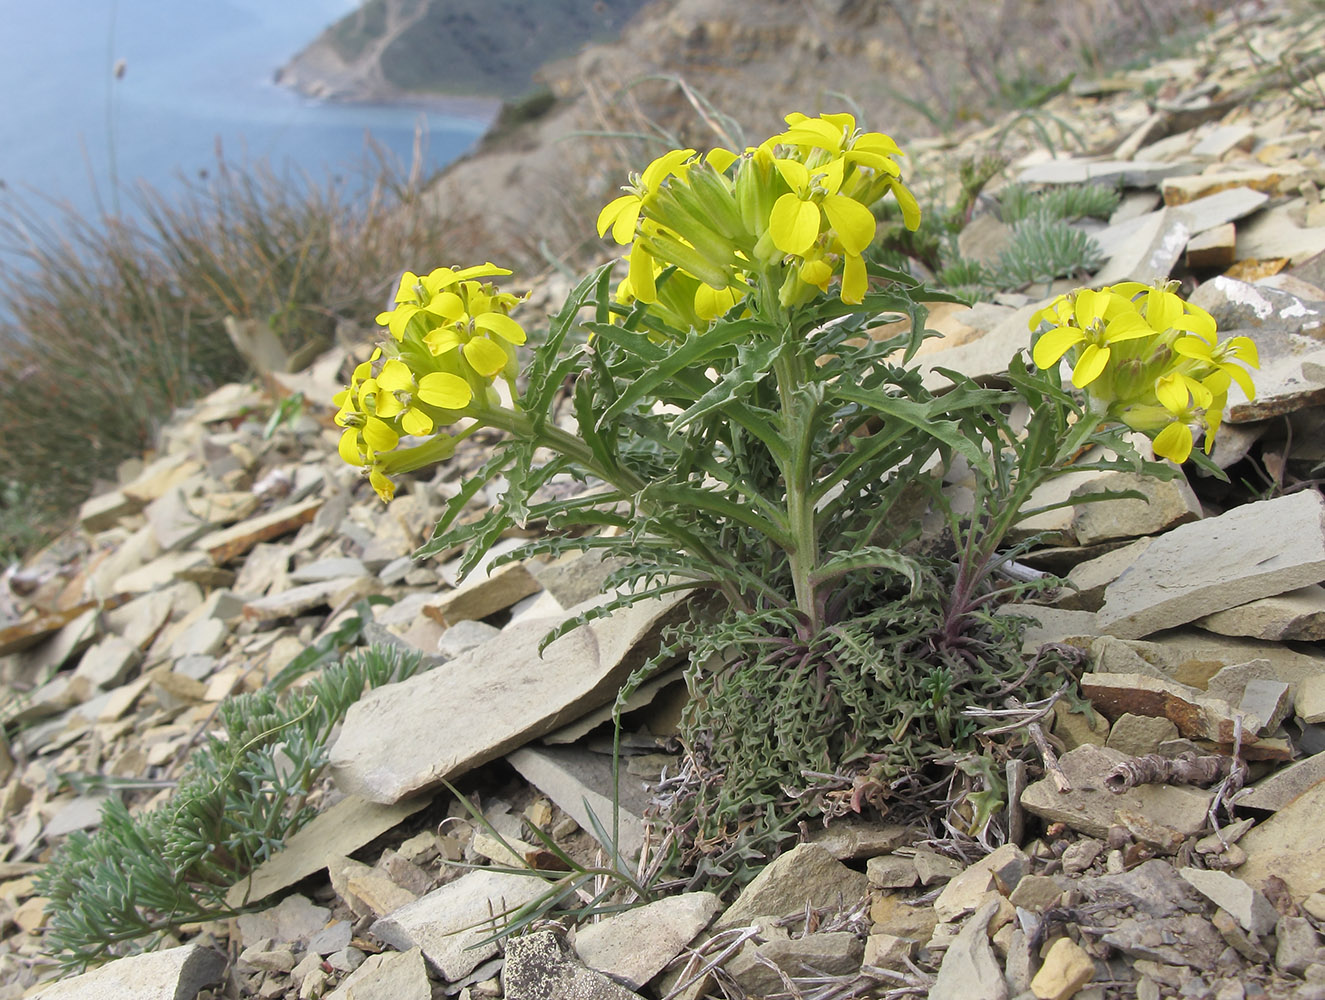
xmin=278 ymin=0 xmax=652 ymax=101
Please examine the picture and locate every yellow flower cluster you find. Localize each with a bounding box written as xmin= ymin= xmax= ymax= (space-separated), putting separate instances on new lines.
xmin=333 ymin=264 xmax=527 ymax=501
xmin=597 ymin=112 xmax=920 ymax=313
xmin=1030 ymin=281 xmax=1259 ymax=463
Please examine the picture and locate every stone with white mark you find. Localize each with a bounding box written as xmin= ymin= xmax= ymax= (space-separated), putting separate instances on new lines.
xmin=1188 ymin=274 xmax=1325 ymax=330
xmin=504 ymin=930 xmax=642 ymax=1000
xmin=1098 ymin=491 xmax=1325 ymax=639
xmin=372 ymin=870 xmax=547 ymax=981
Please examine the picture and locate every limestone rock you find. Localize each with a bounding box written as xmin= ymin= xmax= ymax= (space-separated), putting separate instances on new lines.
xmin=505 ymin=746 xmax=650 ymax=860
xmin=1178 ymin=868 xmax=1277 ymax=936
xmin=226 ymin=795 xmax=428 ymax=909
xmin=1020 ymin=744 xmax=1213 ymax=845
xmin=1299 ymin=675 xmax=1325 ymax=724
xmin=503 ymin=930 xmax=643 ymax=1000
xmin=30 ymin=943 xmax=226 ymax=1000
xmin=422 ymin=561 xmax=542 ymax=625
xmin=1030 ymin=936 xmax=1096 ymax=1000
xmin=1162 ymin=167 xmax=1304 ymax=205
xmin=867 ymin=854 xmax=919 ymax=889
xmin=574 ymin=893 xmax=720 ymax=990
xmin=330 ymin=593 xmax=687 ymax=803
xmin=715 ymin=843 xmax=870 ymax=931
xmin=1062 ymin=538 xmax=1154 ymax=612
xmin=371 ymin=870 xmax=547 ymax=981
xmin=326 ymin=947 xmax=430 ymax=1000
xmin=806 ymin=820 xmax=910 ymax=860
xmin=1090 ymin=207 xmax=1191 ymax=285
xmin=1069 ymin=471 xmax=1202 ymax=546
xmin=1106 ymin=713 xmax=1179 ymax=756
xmin=1186 ymin=222 xmax=1237 ymax=270
xmin=1195 ymin=584 xmax=1325 ymax=641
xmin=197 ymin=497 xmax=323 ymax=565
xmin=727 ymin=932 xmax=863 ymax=996
xmin=929 ymin=899 xmax=1007 ymax=1000
xmin=1236 ymin=778 xmax=1325 ymax=898
xmin=1081 ymin=672 xmax=1253 ymax=744
xmin=1097 ymin=490 xmax=1325 ymax=639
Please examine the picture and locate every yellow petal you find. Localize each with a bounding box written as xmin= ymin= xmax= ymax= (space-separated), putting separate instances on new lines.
xmin=374 ymin=392 xmax=404 ymax=418
xmin=338 ymin=429 xmax=366 ymax=466
xmin=369 ymin=467 xmax=396 ymax=503
xmin=377 ymin=359 xmax=414 ymax=391
xmin=597 ymin=194 xmax=639 ymax=241
xmin=840 ymin=253 xmax=867 ymax=304
xmin=1228 ymin=335 xmax=1259 ymax=368
xmin=1071 ymin=343 xmax=1110 ymax=388
xmin=1031 ymin=326 xmax=1085 ymax=369
xmin=425 ymin=291 xmax=465 ymax=322
xmin=425 ymin=326 xmax=462 ymax=355
xmin=774 ymin=158 xmax=810 ymax=192
xmin=1155 ymin=374 xmax=1189 ymax=414
xmin=473 ymin=312 xmax=527 ymax=345
xmin=820 ymin=195 xmax=876 ymax=255
xmin=1152 ymin=421 xmax=1193 ymax=463
xmin=464 ymin=336 xmax=509 ymax=378
xmin=627 ymin=244 xmax=656 ymax=303
xmin=705 ymin=148 xmax=739 ymax=172
xmin=769 ymin=194 xmax=821 ymax=255
xmin=799 ymin=257 xmax=833 ymax=289
xmin=640 ymin=148 xmax=695 ymax=191
xmin=1145 ymin=288 xmax=1184 ymax=332
xmin=890 ymin=179 xmax=921 ymax=231
xmin=417 ymin=371 xmax=472 ymax=409
xmin=401 ymin=406 xmax=434 ymax=436
xmin=1103 ymin=310 xmax=1153 ymax=344
xmin=393 ymin=271 xmax=421 ymax=303
xmin=362 ymin=417 xmax=399 ymax=453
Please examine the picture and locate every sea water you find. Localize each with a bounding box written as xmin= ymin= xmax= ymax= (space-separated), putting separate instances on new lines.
xmin=0 ymin=0 xmax=493 ymax=225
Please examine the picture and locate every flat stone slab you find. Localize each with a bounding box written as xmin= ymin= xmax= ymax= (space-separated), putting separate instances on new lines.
xmin=1020 ymin=744 xmax=1213 ymax=847
xmin=1097 ymin=490 xmax=1325 ymax=639
xmin=714 ymin=843 xmax=870 ymax=931
xmin=1234 ymin=749 xmax=1325 ymax=812
xmin=373 ymin=870 xmax=547 ymax=981
xmin=1195 ymin=584 xmax=1325 ymax=641
xmin=1236 ymin=778 xmax=1325 ymax=899
xmin=506 ymin=746 xmax=650 ymax=859
xmin=574 ymin=892 xmax=720 ymax=990
xmin=227 ymin=795 xmax=429 ymax=909
xmin=330 ymin=594 xmax=688 ymax=803
xmin=196 ymin=496 xmax=323 ymax=565
xmin=31 ymin=943 xmax=226 ymax=1000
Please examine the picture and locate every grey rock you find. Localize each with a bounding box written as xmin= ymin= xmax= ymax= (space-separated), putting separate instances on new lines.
xmin=307 ymin=919 xmax=353 ymax=957
xmin=806 ymin=820 xmax=910 ymax=860
xmin=574 ymin=893 xmax=720 ymax=990
xmin=715 ymin=843 xmax=870 ymax=931
xmin=226 ymin=795 xmax=428 ymax=909
xmin=1070 ymin=471 xmax=1202 ymax=546
xmin=930 ymin=899 xmax=1007 ymax=1000
xmin=371 ymin=870 xmax=547 ymax=981
xmin=1177 ymin=186 xmax=1271 ymax=233
xmin=1021 ymin=745 xmax=1213 ymax=844
xmin=1179 ymin=868 xmax=1277 ymax=936
xmin=1062 ymin=538 xmax=1154 ymax=612
xmin=30 ymin=943 xmax=226 ymax=1000
xmin=236 ymin=893 xmax=330 ymax=949
xmin=504 ymin=930 xmax=643 ymax=1000
xmin=506 ymin=746 xmax=650 ymax=859
xmin=1091 ymin=207 xmax=1191 ymax=285
xmin=1205 ymin=659 xmax=1280 ymax=707
xmin=1236 ymin=778 xmax=1325 ymax=898
xmin=435 ymin=619 xmax=500 ymax=658
xmin=1019 ymin=158 xmax=1200 ymax=188
xmin=1239 ymin=679 xmax=1292 ymax=734
xmin=1097 ymin=490 xmax=1325 ymax=639
xmin=46 ymin=794 xmax=113 ymax=838
xmin=71 ymin=636 xmax=141 ymax=691
xmin=867 ymin=854 xmax=919 ymax=889
xmin=1102 ymin=913 xmax=1226 ymax=968
xmin=727 ymin=932 xmax=864 ymax=996
xmin=330 ymin=593 xmax=688 ymax=803
xmin=1196 ymin=585 xmax=1325 ymax=641
xmin=1277 ymin=916 xmax=1324 ymax=976
xmin=1106 ymin=713 xmax=1179 ymax=756
xmin=1299 ymin=674 xmax=1325 ymax=724
xmin=326 ymin=947 xmax=430 ymax=1000
xmin=290 ymin=557 xmax=368 ymax=583
xmin=912 ymin=847 xmax=964 ymax=885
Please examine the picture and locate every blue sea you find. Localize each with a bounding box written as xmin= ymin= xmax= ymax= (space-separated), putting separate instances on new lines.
xmin=0 ymin=0 xmax=493 ymax=226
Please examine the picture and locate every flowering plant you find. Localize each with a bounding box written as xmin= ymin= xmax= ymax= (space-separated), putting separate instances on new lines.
xmin=335 ymin=113 xmax=1255 ymax=856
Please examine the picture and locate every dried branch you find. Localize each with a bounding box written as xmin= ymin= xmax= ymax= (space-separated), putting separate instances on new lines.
xmin=1104 ymin=750 xmax=1237 ymax=794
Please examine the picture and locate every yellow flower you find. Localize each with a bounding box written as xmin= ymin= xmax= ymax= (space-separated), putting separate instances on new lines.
xmin=374 ymin=358 xmax=472 ymax=435
xmin=596 ymin=148 xmax=696 ymax=245
xmin=1030 ymin=288 xmax=1153 ymax=388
